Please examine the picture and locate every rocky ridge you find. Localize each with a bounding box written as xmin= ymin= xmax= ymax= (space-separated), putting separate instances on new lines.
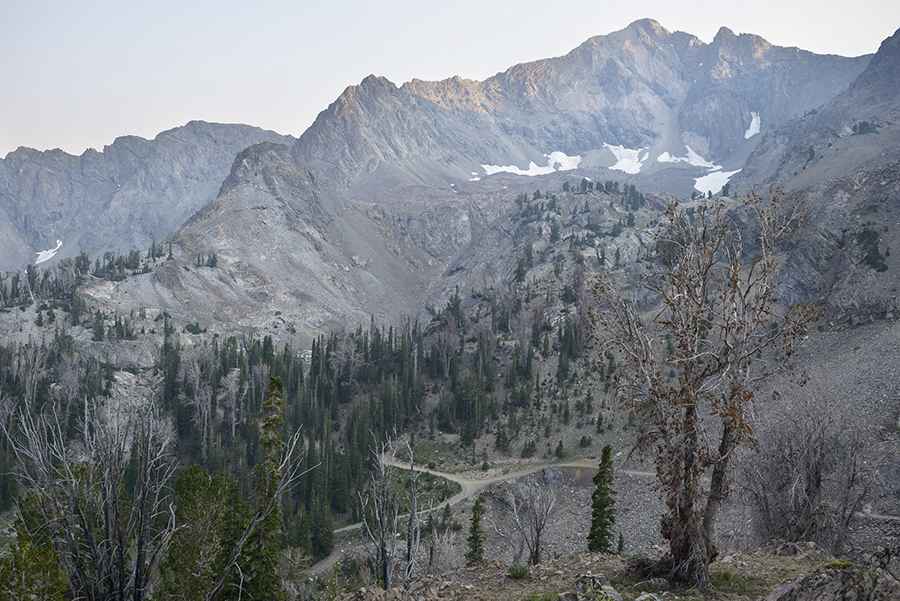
xmin=0 ymin=120 xmax=293 ymax=271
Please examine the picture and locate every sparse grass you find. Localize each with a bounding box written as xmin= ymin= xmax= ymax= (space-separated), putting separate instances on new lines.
xmin=388 ymin=470 xmax=461 ymax=513
xmin=822 ymin=559 xmax=854 ymax=570
xmin=524 ymin=593 xmax=558 ymax=601
xmin=411 ymin=437 xmax=458 ymax=469
xmin=709 ymin=567 xmax=767 ymax=596
xmin=605 ymin=554 xmax=818 ymax=600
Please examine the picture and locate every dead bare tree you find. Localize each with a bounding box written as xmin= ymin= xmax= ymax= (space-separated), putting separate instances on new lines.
xmin=3 ymin=401 xmax=176 ymax=601
xmin=592 ymin=195 xmax=814 ymax=587
xmin=186 ymin=358 xmax=213 ymax=462
xmin=404 ymin=440 xmax=421 ymax=584
xmin=489 ymin=469 xmax=558 ymax=565
xmin=358 ymin=437 xmax=421 ymax=590
xmin=359 ymin=438 xmax=401 ymax=589
xmin=742 ymin=388 xmax=876 ymax=553
xmin=425 ymin=527 xmax=461 ymax=575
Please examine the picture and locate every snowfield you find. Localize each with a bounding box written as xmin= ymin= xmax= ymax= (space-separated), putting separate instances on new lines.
xmin=656 ymin=145 xmax=717 ymax=168
xmin=744 ymin=112 xmax=761 ymax=139
xmin=604 ymin=144 xmax=648 ymax=174
xmin=35 ymin=240 xmax=63 ymax=265
xmin=694 ymin=169 xmax=742 ymax=194
xmin=654 ymin=144 xmax=739 ymax=194
xmin=481 ymin=151 xmax=581 ymax=177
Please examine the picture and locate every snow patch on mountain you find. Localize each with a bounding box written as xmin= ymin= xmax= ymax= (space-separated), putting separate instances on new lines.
xmin=35 ymin=240 xmax=62 ymax=265
xmin=481 ymin=151 xmax=581 ymax=177
xmin=694 ymin=169 xmax=741 ymax=194
xmin=656 ymin=145 xmax=717 ymax=168
xmin=744 ymin=112 xmax=761 ymax=139
xmin=604 ymin=144 xmax=648 ymax=174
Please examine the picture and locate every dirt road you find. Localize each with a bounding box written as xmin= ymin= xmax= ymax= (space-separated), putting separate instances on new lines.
xmin=311 ymin=458 xmax=654 ymax=575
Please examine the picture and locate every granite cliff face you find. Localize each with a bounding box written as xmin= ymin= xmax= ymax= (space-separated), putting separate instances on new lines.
xmin=0 ymin=121 xmax=292 ymax=270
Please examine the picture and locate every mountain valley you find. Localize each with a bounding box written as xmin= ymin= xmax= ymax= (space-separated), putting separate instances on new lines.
xmin=2 ymin=15 xmax=900 ymax=601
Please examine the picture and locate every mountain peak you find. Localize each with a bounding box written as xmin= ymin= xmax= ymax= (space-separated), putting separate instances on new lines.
xmin=625 ymin=18 xmax=666 ymax=35
xmin=360 ymin=73 xmax=392 ymax=86
xmin=713 ymin=26 xmax=737 ymax=43
xmin=339 ymin=75 xmax=398 ymax=100
xmin=847 ymin=27 xmax=900 ymax=102
xmin=874 ymin=26 xmax=900 ymax=60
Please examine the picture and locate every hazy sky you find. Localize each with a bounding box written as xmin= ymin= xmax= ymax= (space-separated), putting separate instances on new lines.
xmin=3 ymin=0 xmax=899 ymax=156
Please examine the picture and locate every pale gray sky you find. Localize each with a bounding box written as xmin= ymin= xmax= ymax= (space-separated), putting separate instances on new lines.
xmin=3 ymin=0 xmax=898 ymax=156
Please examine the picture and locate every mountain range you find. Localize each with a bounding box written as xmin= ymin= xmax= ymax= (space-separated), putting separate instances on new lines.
xmin=5 ymin=19 xmax=900 ymax=346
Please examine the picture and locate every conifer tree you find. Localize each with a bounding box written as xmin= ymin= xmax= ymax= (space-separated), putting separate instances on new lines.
xmin=159 ymin=466 xmax=244 ymax=601
xmin=0 ymin=505 xmax=68 ymax=601
xmin=240 ymin=377 xmax=289 ymax=601
xmin=587 ymin=445 xmax=616 ymax=552
xmin=465 ymin=496 xmax=485 ymax=564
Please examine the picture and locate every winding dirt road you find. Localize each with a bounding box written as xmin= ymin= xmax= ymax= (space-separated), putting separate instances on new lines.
xmin=309 ymin=457 xmax=900 ymax=577
xmin=311 ymin=458 xmax=654 ymax=575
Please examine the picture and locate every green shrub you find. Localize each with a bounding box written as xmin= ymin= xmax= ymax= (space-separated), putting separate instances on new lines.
xmin=823 ymin=559 xmax=854 ymax=570
xmin=856 ymin=228 xmax=888 ymax=272
xmin=710 ymin=568 xmax=763 ymax=594
xmin=508 ymin=563 xmax=529 ymax=580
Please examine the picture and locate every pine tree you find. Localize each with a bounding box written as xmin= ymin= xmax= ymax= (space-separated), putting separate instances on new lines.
xmin=554 ymin=439 xmax=565 ymax=459
xmin=495 ymin=427 xmax=510 ymax=452
xmin=465 ymin=496 xmax=485 ymax=564
xmin=310 ymin=501 xmax=334 ymax=560
xmin=587 ymin=445 xmax=616 ymax=552
xmin=239 ymin=377 xmax=289 ymax=601
xmin=92 ymin=310 xmax=104 ymax=341
xmin=159 ymin=466 xmax=245 ymax=601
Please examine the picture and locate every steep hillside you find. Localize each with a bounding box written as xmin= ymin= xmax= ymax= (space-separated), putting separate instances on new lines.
xmin=0 ymin=120 xmax=293 ymax=271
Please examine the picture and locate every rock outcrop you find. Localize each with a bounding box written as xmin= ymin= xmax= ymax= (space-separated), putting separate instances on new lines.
xmin=766 ymin=563 xmax=900 ymax=601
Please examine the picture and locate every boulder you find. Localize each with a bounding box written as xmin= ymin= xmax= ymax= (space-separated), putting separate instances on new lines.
xmin=575 ymin=573 xmax=609 ymax=594
xmin=598 ymin=585 xmax=624 ymax=601
xmin=766 ymin=564 xmax=900 ymax=601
